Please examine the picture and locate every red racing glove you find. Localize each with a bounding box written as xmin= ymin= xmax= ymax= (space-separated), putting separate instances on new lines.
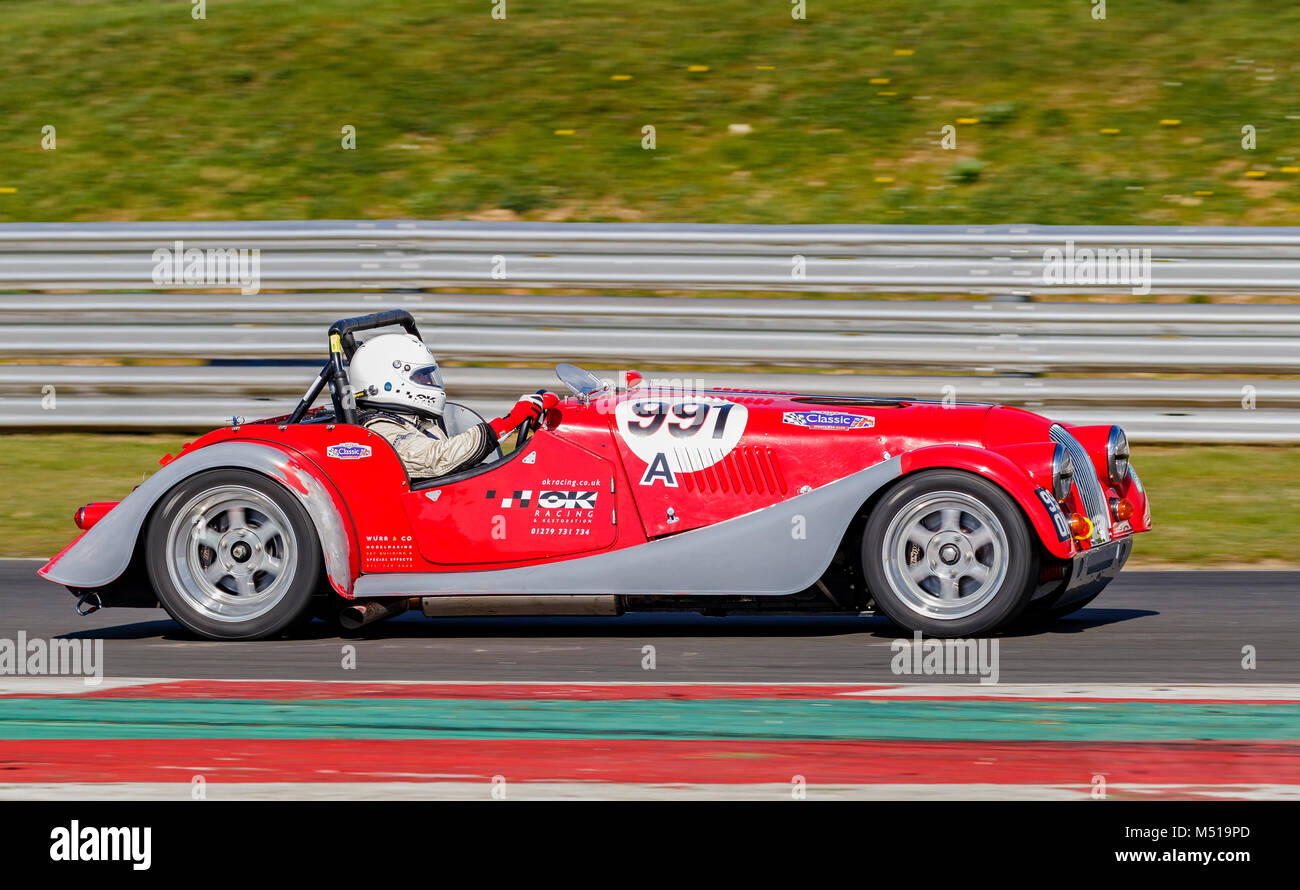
xmin=489 ymin=392 xmax=558 ymax=437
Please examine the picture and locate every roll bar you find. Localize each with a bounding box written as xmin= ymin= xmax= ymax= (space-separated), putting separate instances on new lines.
xmin=286 ymin=310 xmax=423 ymax=425
xmin=328 ymin=309 xmax=422 ymax=359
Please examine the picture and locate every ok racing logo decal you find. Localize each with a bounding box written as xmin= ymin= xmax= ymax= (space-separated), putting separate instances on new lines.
xmin=782 ymin=410 xmax=874 ymax=431
xmin=613 ymin=396 xmax=748 ymax=487
xmin=487 ymin=489 xmax=598 ymax=510
xmin=325 ymin=442 xmax=372 ymax=460
xmin=486 ymin=485 xmax=601 ymax=538
xmin=538 ymin=491 xmax=598 ymax=509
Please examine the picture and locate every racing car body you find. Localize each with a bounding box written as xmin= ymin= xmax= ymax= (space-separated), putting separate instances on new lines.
xmin=40 ymin=311 xmax=1151 ymax=640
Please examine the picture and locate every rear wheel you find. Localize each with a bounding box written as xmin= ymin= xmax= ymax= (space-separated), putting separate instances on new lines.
xmin=862 ymin=471 xmax=1037 ymax=637
xmin=146 ymin=469 xmax=321 ymax=640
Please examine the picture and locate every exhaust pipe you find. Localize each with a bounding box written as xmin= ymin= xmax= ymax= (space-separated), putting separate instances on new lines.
xmin=74 ymin=591 xmax=103 ymax=616
xmin=339 ymin=598 xmax=411 ymax=630
xmin=420 ymin=595 xmax=621 ymax=618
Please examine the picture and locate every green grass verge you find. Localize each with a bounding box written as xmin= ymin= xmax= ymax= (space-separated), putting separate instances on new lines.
xmin=3 ymin=0 xmax=1299 ymax=224
xmin=0 ymin=434 xmax=184 ymax=559
xmin=1130 ymin=445 xmax=1300 ymax=569
xmin=2 ymin=434 xmax=1295 ymax=566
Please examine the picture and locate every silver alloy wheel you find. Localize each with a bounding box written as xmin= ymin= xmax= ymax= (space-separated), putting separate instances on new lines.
xmin=165 ymin=484 xmax=298 ymax=623
xmin=880 ymin=490 xmax=1010 ymax=621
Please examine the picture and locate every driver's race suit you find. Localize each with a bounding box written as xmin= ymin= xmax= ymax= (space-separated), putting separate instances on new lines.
xmin=358 ymin=393 xmax=555 ymax=480
xmin=360 ymin=409 xmax=498 ymax=479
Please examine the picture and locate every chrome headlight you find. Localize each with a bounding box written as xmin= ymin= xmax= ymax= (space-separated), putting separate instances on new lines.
xmin=1107 ymin=426 xmax=1130 ymax=485
xmin=1051 ymin=443 xmax=1074 ymax=501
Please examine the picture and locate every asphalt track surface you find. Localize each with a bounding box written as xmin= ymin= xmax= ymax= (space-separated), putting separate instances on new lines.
xmin=2 ymin=560 xmax=1295 ymax=684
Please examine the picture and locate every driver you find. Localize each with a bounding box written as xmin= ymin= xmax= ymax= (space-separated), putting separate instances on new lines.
xmin=347 ymin=332 xmax=558 ymax=479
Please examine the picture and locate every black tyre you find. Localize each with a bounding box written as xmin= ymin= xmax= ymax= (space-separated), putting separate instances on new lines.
xmin=307 ymin=585 xmax=352 ymax=630
xmin=145 ymin=468 xmax=322 ymax=640
xmin=1020 ymin=589 xmax=1103 ymax=625
xmin=862 ymin=470 xmax=1038 ymax=637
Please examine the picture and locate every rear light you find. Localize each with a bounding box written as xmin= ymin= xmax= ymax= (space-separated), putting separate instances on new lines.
xmin=1111 ymin=498 xmax=1134 ymax=521
xmin=74 ymin=502 xmax=117 ymax=530
xmin=1068 ymin=512 xmax=1092 ymax=540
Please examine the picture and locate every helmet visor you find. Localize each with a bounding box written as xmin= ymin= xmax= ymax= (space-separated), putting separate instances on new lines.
xmin=408 ymin=364 xmax=443 ymax=387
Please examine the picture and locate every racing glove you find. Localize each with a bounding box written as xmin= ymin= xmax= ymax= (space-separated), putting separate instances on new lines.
xmin=489 ymin=392 xmax=558 ymax=437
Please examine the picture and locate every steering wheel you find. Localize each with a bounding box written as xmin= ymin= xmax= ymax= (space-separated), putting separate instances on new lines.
xmin=513 ymin=388 xmax=550 ymax=450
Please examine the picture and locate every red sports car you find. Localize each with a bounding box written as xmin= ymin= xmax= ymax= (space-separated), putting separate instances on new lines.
xmin=40 ymin=310 xmax=1151 ymax=640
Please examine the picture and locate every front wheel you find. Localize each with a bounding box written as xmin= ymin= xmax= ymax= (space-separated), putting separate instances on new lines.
xmin=146 ymin=469 xmax=322 ymax=640
xmin=1019 ymin=588 xmax=1103 ymax=626
xmin=862 ymin=471 xmax=1038 ymax=637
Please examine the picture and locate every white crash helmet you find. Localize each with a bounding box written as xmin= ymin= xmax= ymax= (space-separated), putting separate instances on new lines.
xmin=348 ymin=332 xmax=446 ymax=417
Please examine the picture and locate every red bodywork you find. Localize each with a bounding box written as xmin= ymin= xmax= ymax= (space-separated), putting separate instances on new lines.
xmin=74 ymin=386 xmax=1149 ymax=596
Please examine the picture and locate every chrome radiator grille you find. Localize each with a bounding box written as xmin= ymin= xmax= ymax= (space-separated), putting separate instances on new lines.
xmin=1050 ymin=424 xmax=1111 ymax=544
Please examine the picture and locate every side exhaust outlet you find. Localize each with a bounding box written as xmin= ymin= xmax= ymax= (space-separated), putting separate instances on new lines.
xmin=74 ymin=591 xmax=103 ymax=616
xmin=339 ymin=598 xmax=411 ymax=630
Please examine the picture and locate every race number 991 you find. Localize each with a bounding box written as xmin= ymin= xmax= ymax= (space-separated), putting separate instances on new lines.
xmin=614 ymin=397 xmax=749 ymax=486
xmin=624 ymin=400 xmax=735 ymax=439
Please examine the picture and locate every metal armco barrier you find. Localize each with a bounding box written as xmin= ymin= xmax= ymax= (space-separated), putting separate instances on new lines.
xmin=0 ymin=222 xmax=1297 ymax=440
xmin=6 ymin=221 xmax=1300 ymax=293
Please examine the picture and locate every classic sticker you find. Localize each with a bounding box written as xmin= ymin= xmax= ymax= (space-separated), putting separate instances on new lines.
xmin=613 ymin=396 xmax=748 ymax=487
xmin=325 ymin=442 xmax=372 ymax=460
xmin=782 ymin=410 xmax=874 ymax=430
